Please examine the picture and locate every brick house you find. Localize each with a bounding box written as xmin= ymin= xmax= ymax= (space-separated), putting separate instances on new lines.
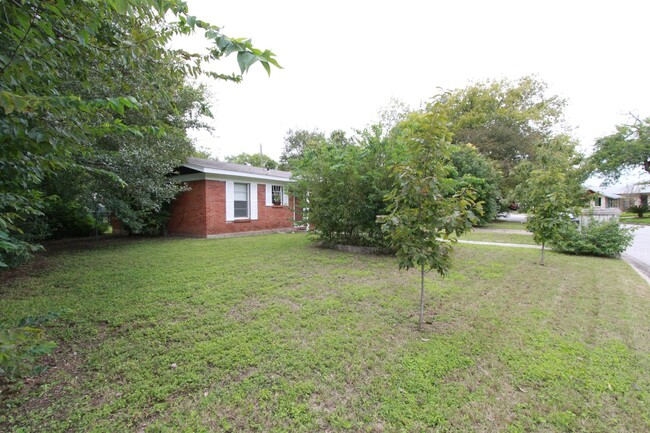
xmin=166 ymin=157 xmax=297 ymax=237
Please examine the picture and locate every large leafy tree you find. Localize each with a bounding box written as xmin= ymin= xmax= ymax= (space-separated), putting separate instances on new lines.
xmin=449 ymin=143 xmax=502 ymax=225
xmin=60 ymin=60 xmax=214 ymax=236
xmin=278 ymin=129 xmax=327 ymax=170
xmin=515 ymin=137 xmax=587 ymax=265
xmin=431 ymin=76 xmax=567 ymax=190
xmin=590 ymin=115 xmax=650 ymax=181
xmin=0 ymin=0 xmax=279 ymax=266
xmin=381 ymin=111 xmax=479 ymax=330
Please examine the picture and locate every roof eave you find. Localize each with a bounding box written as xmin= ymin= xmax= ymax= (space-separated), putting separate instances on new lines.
xmin=181 ymin=164 xmax=293 ymax=182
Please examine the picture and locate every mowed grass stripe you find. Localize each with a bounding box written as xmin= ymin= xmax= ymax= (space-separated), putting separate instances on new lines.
xmin=1 ymin=234 xmax=648 ymax=432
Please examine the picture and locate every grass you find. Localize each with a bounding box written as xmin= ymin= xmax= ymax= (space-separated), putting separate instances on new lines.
xmin=461 ymin=231 xmax=536 ymax=245
xmin=620 ymin=214 xmax=650 ymax=225
xmin=1 ymin=234 xmax=649 ymax=432
xmin=482 ymin=220 xmax=529 ymax=231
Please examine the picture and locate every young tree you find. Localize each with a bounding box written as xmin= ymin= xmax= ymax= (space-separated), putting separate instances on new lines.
xmin=381 ymin=111 xmax=479 ymax=331
xmin=515 ymin=137 xmax=587 ymax=265
xmin=590 ymin=115 xmax=650 ymax=182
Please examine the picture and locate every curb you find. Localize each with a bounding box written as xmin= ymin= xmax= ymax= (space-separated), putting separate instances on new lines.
xmin=622 ymin=253 xmax=650 ymax=286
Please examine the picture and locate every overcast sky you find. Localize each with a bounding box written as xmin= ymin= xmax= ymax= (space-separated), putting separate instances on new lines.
xmin=178 ymin=0 xmax=649 ymax=181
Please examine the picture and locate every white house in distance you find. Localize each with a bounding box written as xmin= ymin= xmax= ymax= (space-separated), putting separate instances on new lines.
xmin=587 ymin=183 xmax=650 ymax=211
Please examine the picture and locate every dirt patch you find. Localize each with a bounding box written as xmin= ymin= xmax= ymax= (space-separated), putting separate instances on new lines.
xmin=0 ymin=253 xmax=57 ymax=287
xmin=225 ymin=297 xmax=266 ymax=322
xmin=0 ymin=342 xmax=87 ymax=430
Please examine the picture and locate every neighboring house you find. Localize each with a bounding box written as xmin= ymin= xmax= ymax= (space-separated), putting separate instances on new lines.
xmin=586 ymin=188 xmax=622 ymax=210
xmin=581 ymin=188 xmax=622 ymax=226
xmin=616 ymin=185 xmax=650 ymax=210
xmin=586 ymin=184 xmax=650 ymax=211
xmin=167 ymin=157 xmax=298 ymax=237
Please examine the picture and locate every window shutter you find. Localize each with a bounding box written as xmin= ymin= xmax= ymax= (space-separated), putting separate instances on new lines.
xmin=250 ymin=183 xmax=258 ymax=220
xmin=265 ymin=184 xmax=272 ymax=206
xmin=282 ymin=190 xmax=289 ymax=206
xmin=225 ymin=181 xmax=234 ymax=221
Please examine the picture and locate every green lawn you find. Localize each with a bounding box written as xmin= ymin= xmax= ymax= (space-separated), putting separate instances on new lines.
xmin=620 ymin=215 xmax=650 ymax=225
xmin=1 ymin=234 xmax=649 ymax=432
xmin=460 ymin=230 xmax=536 ymax=245
xmin=482 ymin=220 xmax=529 ymax=231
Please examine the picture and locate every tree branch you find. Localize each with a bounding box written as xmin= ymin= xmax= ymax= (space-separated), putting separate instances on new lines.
xmin=0 ymin=13 xmax=35 ymax=76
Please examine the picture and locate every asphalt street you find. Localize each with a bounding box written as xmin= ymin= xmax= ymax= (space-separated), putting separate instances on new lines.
xmin=622 ymin=224 xmax=650 ymax=282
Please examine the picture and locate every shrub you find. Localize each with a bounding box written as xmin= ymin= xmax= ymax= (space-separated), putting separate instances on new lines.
xmin=551 ymin=219 xmax=634 ymax=258
xmin=628 ymin=204 xmax=649 ymax=218
xmin=43 ymin=199 xmax=108 ymax=239
xmin=0 ymin=312 xmax=63 ymax=381
xmin=293 ymin=128 xmax=400 ymax=247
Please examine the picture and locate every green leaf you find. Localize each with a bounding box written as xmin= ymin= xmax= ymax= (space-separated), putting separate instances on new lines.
xmin=261 ymin=61 xmax=271 ymax=76
xmin=108 ymin=0 xmax=130 ymax=14
xmin=107 ymin=98 xmax=125 ymax=115
xmin=237 ymin=51 xmax=257 ymax=73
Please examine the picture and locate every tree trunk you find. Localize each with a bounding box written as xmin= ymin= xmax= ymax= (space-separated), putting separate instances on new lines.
xmin=540 ymin=241 xmax=545 ymax=266
xmin=419 ymin=264 xmax=425 ymax=331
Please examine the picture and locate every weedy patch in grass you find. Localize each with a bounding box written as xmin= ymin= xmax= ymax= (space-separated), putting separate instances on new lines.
xmin=0 ymin=233 xmax=648 ymax=432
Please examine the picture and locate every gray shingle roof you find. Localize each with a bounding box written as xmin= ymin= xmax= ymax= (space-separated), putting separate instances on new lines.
xmin=185 ymin=157 xmax=292 ymax=179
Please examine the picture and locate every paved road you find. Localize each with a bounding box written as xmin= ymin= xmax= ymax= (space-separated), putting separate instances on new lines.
xmin=622 ymin=225 xmax=650 ymax=282
xmin=498 ymin=213 xmax=527 ymax=223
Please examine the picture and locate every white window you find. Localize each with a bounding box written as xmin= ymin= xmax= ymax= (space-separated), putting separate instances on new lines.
xmin=226 ymin=181 xmax=258 ymax=221
xmin=234 ymin=182 xmax=249 ymax=218
xmin=266 ymin=184 xmax=289 ymax=206
xmin=272 ymin=185 xmax=283 ymax=205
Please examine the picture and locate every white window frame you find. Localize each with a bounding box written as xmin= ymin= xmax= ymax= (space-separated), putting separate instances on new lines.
xmin=266 ymin=184 xmax=289 ymax=206
xmin=226 ymin=181 xmax=258 ymax=221
xmin=233 ymin=182 xmax=250 ymax=219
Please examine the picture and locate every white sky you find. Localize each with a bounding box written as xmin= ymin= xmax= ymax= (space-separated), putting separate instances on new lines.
xmin=178 ymin=0 xmax=650 ymax=183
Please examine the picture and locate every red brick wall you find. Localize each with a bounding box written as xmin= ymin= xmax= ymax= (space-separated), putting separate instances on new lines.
xmin=167 ymin=180 xmax=208 ymax=237
xmin=110 ymin=216 xmax=129 ymax=236
xmin=251 ymin=184 xmax=295 ymax=232
xmin=168 ymin=180 xmax=295 ymax=237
